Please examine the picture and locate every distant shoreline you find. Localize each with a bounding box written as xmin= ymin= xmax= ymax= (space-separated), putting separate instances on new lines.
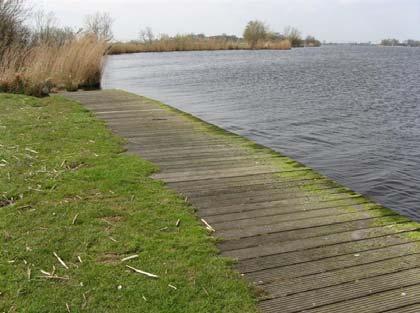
xmin=108 ymin=42 xmax=420 ymax=56
xmin=108 ymin=40 xmax=294 ymax=55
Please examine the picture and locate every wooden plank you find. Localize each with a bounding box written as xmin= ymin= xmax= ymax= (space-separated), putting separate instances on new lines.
xmin=260 ymin=268 xmax=420 ymax=313
xmin=198 ymin=196 xmax=368 ymax=217
xmin=188 ymin=187 xmax=352 ymax=209
xmin=207 ymin=200 xmax=371 ymax=225
xmin=218 ymin=216 xmax=402 ymax=251
xmin=226 ymin=230 xmax=410 ymax=263
xmin=216 ymin=209 xmax=397 ymax=240
xmin=381 ymin=304 xmax=420 ymax=313
xmin=263 ymin=252 xmax=420 ymax=297
xmin=281 ymin=284 xmax=420 ymax=313
xmin=219 ymin=223 xmax=418 ymax=255
xmin=211 ymin=203 xmax=379 ymax=231
xmin=182 ymin=177 xmax=336 ymax=197
xmin=238 ymin=240 xmax=420 ymax=275
xmin=152 ymin=167 xmax=284 ymax=183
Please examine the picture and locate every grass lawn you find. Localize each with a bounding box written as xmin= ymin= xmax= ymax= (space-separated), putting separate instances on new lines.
xmin=0 ymin=93 xmax=258 ymax=313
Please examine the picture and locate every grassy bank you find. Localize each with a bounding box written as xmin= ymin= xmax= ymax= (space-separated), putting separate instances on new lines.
xmin=0 ymin=93 xmax=258 ymax=312
xmin=109 ymin=38 xmax=291 ymax=54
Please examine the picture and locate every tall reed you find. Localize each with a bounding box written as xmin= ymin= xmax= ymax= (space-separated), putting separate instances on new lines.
xmin=0 ymin=36 xmax=108 ymax=96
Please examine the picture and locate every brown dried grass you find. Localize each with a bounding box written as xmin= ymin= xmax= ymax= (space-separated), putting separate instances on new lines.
xmin=0 ymin=35 xmax=108 ymax=96
xmin=109 ymin=37 xmax=291 ymax=54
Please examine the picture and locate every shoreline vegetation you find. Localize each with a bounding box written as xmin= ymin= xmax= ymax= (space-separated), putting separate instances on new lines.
xmin=0 ymin=36 xmax=107 ymax=96
xmin=108 ymin=23 xmax=321 ymax=55
xmin=0 ymin=1 xmax=112 ymax=96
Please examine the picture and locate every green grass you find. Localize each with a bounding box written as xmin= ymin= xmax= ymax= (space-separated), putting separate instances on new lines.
xmin=0 ymin=93 xmax=258 ymax=313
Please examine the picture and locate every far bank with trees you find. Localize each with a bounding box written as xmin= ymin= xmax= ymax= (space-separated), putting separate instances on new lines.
xmin=381 ymin=38 xmax=420 ymax=47
xmin=109 ymin=20 xmax=321 ymax=54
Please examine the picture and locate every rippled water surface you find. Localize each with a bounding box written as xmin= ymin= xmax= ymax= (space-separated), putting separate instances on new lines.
xmin=102 ymin=46 xmax=420 ymax=219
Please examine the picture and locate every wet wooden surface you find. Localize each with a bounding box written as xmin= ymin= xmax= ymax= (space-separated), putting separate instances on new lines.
xmin=65 ymin=90 xmax=420 ymax=313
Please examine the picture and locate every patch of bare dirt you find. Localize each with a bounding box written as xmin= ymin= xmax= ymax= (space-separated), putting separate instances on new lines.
xmin=0 ymin=197 xmax=15 ymax=208
xmin=97 ymin=253 xmax=120 ymax=265
xmin=101 ymin=215 xmax=124 ymax=225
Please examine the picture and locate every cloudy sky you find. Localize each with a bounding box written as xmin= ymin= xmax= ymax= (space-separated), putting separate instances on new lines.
xmin=37 ymin=0 xmax=419 ymax=42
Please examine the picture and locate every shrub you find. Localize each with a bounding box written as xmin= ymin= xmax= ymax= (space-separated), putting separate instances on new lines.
xmin=0 ymin=0 xmax=30 ymax=55
xmin=284 ymin=26 xmax=303 ymax=47
xmin=305 ymin=35 xmax=321 ymax=47
xmin=243 ymin=20 xmax=268 ymax=49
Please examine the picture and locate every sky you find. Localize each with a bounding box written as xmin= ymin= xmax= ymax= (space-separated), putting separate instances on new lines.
xmin=37 ymin=0 xmax=420 ymax=43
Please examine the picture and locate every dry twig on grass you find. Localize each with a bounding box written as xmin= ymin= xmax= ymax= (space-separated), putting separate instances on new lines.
xmin=201 ymin=219 xmax=215 ymax=232
xmin=126 ymin=265 xmax=159 ymax=278
xmin=40 ymin=269 xmax=51 ymax=276
xmin=38 ymin=270 xmax=69 ymax=280
xmin=121 ymin=255 xmax=139 ymax=262
xmin=82 ymin=293 xmax=88 ymax=309
xmin=25 ymin=148 xmax=39 ymax=154
xmin=72 ymin=213 xmax=79 ymax=225
xmin=53 ymin=252 xmax=69 ymax=269
xmin=109 ymin=237 xmax=118 ymax=242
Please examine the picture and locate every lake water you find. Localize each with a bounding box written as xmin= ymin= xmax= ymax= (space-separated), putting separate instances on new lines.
xmin=102 ymin=46 xmax=420 ymax=220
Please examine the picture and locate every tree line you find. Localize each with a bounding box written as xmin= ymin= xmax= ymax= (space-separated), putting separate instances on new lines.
xmin=381 ymin=38 xmax=420 ymax=47
xmin=109 ymin=20 xmax=321 ymax=54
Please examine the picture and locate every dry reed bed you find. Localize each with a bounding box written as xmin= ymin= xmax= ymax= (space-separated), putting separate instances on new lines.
xmin=109 ymin=38 xmax=291 ymax=54
xmin=0 ymin=36 xmax=108 ymax=96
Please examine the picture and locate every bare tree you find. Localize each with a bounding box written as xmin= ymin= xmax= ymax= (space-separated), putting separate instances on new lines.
xmin=0 ymin=0 xmax=30 ymax=50
xmin=284 ymin=26 xmax=303 ymax=47
xmin=31 ymin=11 xmax=75 ymax=45
xmin=139 ymin=26 xmax=154 ymax=44
xmin=32 ymin=11 xmax=55 ymax=42
xmin=243 ymin=20 xmax=268 ymax=49
xmin=34 ymin=10 xmax=56 ymax=33
xmin=84 ymin=12 xmax=113 ymax=41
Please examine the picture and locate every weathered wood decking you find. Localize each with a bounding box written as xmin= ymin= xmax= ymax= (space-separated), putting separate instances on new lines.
xmin=65 ymin=90 xmax=420 ymax=313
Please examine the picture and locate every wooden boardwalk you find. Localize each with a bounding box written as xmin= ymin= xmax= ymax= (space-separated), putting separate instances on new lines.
xmin=65 ymin=90 xmax=420 ymax=313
